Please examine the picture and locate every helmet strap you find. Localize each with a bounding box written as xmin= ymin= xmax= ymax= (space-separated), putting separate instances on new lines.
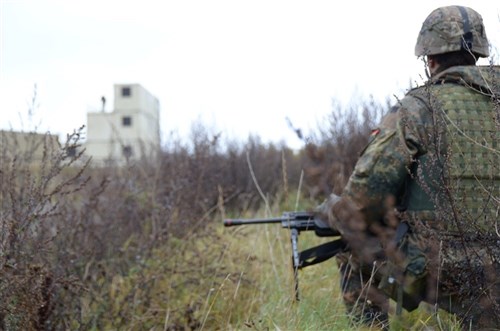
xmin=457 ymin=6 xmax=473 ymax=51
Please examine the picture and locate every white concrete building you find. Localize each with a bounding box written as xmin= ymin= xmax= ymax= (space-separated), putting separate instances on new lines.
xmin=85 ymin=84 xmax=160 ymax=165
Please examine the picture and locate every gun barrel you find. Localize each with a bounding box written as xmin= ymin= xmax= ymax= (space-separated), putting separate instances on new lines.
xmin=223 ymin=217 xmax=284 ymax=227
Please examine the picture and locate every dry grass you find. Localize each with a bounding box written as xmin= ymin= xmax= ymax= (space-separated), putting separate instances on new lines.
xmin=2 ymin=88 xmax=493 ymax=330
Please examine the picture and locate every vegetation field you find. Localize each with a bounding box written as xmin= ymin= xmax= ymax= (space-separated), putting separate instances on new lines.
xmin=0 ymin=96 xmax=468 ymax=330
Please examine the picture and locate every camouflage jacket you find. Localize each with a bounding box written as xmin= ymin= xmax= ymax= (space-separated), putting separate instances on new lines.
xmin=340 ymin=65 xmax=499 ymax=235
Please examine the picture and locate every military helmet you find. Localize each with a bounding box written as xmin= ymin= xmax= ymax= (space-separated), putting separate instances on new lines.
xmin=415 ymin=6 xmax=489 ymax=57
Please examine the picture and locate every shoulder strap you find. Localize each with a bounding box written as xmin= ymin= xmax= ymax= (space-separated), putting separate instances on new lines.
xmin=298 ymin=239 xmax=346 ymax=269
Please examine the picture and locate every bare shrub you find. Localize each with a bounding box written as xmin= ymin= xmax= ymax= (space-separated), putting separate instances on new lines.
xmin=302 ymin=96 xmax=389 ymax=199
xmin=0 ymin=127 xmax=89 ymax=330
xmin=0 ymin=90 xmax=393 ymax=330
xmin=8 ymin=121 xmax=304 ymax=329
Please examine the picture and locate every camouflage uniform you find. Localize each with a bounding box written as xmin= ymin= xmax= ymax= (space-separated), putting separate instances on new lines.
xmin=325 ymin=6 xmax=500 ymax=329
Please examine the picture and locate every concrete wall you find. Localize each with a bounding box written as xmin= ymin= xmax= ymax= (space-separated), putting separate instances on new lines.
xmin=1 ymin=130 xmax=61 ymax=162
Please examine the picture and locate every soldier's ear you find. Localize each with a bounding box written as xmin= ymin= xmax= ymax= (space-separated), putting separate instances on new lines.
xmin=427 ymin=57 xmax=440 ymax=76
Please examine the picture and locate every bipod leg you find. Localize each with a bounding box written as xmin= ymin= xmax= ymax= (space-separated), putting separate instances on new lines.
xmin=291 ymin=228 xmax=300 ymax=302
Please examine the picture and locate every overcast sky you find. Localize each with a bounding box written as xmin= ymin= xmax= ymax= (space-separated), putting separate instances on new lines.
xmin=1 ymin=0 xmax=499 ymax=149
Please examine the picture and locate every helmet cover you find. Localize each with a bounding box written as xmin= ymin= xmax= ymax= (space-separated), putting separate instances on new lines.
xmin=415 ymin=6 xmax=489 ymax=57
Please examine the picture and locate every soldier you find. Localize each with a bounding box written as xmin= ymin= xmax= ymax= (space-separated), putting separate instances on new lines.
xmin=320 ymin=5 xmax=499 ymax=329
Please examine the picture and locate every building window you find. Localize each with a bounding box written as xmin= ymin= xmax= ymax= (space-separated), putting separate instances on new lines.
xmin=122 ymin=86 xmax=131 ymax=97
xmin=66 ymin=146 xmax=77 ymax=158
xmin=122 ymin=116 xmax=132 ymax=126
xmin=123 ymin=145 xmax=133 ymax=158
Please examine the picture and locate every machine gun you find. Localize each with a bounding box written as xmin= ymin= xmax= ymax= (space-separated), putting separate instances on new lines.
xmin=223 ymin=211 xmax=345 ymax=301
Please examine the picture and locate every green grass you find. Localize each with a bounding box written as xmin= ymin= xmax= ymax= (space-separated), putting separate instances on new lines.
xmin=78 ymin=204 xmax=462 ymax=330
xmin=214 ymin=220 xmax=462 ymax=331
